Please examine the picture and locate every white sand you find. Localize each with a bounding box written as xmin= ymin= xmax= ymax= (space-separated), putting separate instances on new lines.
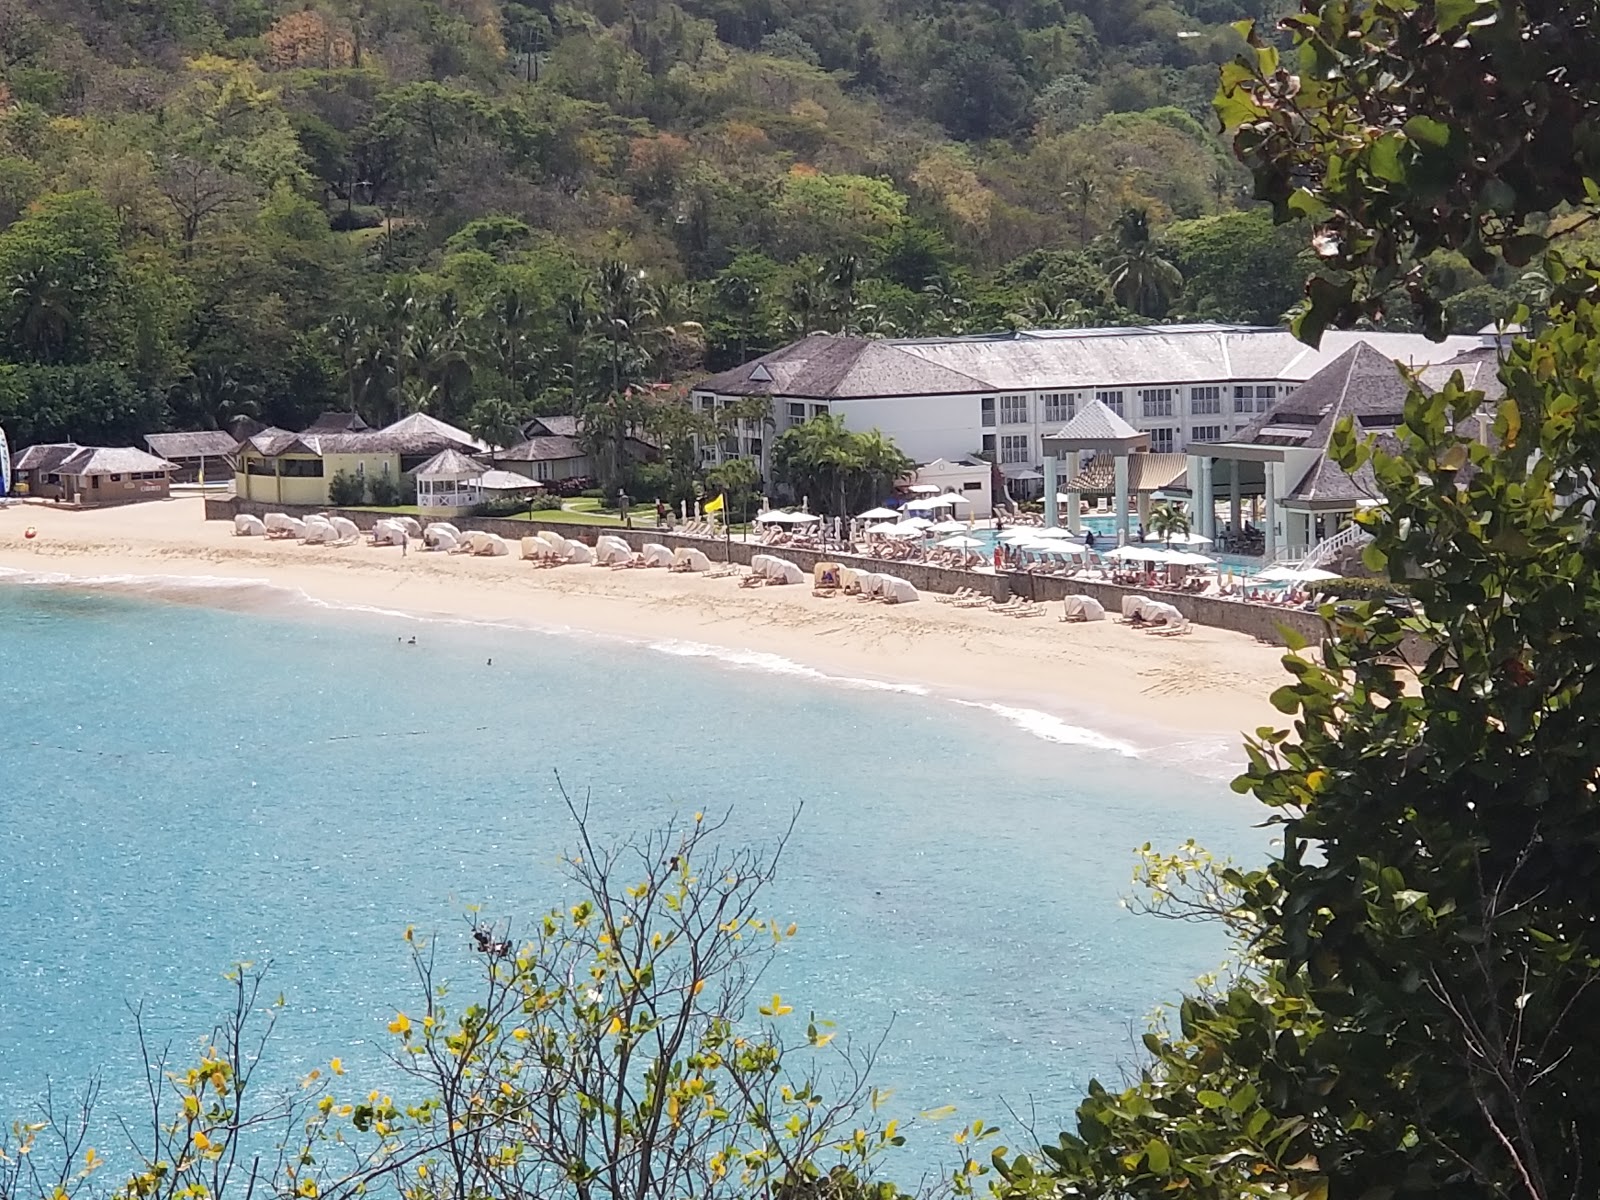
xmin=0 ymin=498 xmax=1295 ymax=757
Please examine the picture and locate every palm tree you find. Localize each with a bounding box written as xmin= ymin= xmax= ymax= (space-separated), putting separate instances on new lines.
xmin=556 ymin=290 xmax=590 ymax=403
xmin=9 ymin=265 xmax=74 ymax=363
xmin=784 ymin=278 xmax=822 ymax=336
xmin=469 ymin=397 xmax=523 ymax=461
xmin=1147 ymin=500 xmax=1191 ymax=542
xmin=482 ymin=286 xmax=534 ymax=404
xmin=716 ymin=272 xmax=762 ymax=363
xmin=1104 ymin=208 xmax=1183 ymax=317
xmin=1064 ymin=178 xmax=1098 ymax=247
xmin=326 ymin=314 xmax=366 ymax=412
xmin=821 ymin=255 xmax=862 ymax=330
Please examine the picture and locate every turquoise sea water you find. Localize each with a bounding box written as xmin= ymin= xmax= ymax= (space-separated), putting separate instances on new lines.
xmin=0 ymin=574 xmax=1264 ymax=1166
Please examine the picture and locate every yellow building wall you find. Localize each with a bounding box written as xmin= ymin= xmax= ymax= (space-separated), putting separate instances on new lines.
xmin=234 ymin=451 xmax=400 ymax=507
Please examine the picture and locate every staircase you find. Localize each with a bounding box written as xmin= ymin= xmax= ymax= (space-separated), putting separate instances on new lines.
xmin=1300 ymin=522 xmax=1372 ymax=571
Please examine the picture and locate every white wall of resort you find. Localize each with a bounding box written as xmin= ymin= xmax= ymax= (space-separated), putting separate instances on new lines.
xmin=831 ymin=393 xmax=982 ymax=464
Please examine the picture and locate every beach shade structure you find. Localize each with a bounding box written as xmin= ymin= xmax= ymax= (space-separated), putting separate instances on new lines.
xmin=566 ymin=541 xmax=594 ymax=564
xmin=371 ymin=520 xmax=408 ymax=546
xmin=1104 ymin=544 xmax=1170 ymax=563
xmin=907 ymin=484 xmax=941 ymax=494
xmin=478 ymin=469 xmax=544 ymax=494
xmin=932 ymin=492 xmax=971 ymax=508
xmin=426 ymin=529 xmax=459 ymax=552
xmin=329 ymin=516 xmax=361 ymax=542
xmin=642 ymin=543 xmax=674 ymax=567
xmin=900 ymin=496 xmax=943 ymax=512
xmin=857 ymin=506 xmax=900 ymax=521
xmin=886 ymin=523 xmax=928 ymax=538
xmin=929 ymin=519 xmax=968 ymax=533
xmin=234 ymin=513 xmax=266 ymax=536
xmin=1030 ymin=526 xmax=1080 ymax=541
xmin=756 ymin=510 xmax=821 ymax=525
xmin=395 ymin=516 xmax=423 ymax=538
xmin=865 ymin=523 xmax=900 ymax=536
xmin=425 ymin=521 xmax=461 ymax=541
xmin=301 ymin=518 xmax=337 ymax=544
xmin=880 ymin=576 xmax=920 ymax=603
xmin=897 ymin=516 xmax=935 ymax=530
xmin=937 ymin=535 xmax=985 ymax=549
xmin=999 ymin=529 xmax=1042 ymax=545
xmin=1165 ymin=550 xmax=1218 ymax=567
xmin=1062 ymin=594 xmax=1107 ymax=621
xmin=672 ymin=547 xmax=712 ymax=572
xmin=265 ymin=514 xmax=305 ymax=539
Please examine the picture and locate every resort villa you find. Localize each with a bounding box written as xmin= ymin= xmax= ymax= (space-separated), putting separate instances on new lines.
xmin=145 ymin=430 xmax=242 ymax=484
xmin=693 ymin=324 xmax=1483 ymax=493
xmin=234 ymin=413 xmax=486 ymax=506
xmin=10 ymin=444 xmax=179 ymax=505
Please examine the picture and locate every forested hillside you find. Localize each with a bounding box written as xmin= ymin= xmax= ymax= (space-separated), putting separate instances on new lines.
xmin=0 ymin=0 xmax=1535 ymax=448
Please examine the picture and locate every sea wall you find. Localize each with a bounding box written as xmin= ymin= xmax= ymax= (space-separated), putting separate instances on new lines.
xmin=208 ymin=496 xmax=1329 ymax=647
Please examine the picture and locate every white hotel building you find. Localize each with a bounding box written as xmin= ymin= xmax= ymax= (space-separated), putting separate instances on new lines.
xmin=692 ymin=323 xmax=1483 ymax=496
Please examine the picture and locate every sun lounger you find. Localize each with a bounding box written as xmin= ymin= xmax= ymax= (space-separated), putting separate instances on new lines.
xmin=234 ymin=514 xmax=266 ymax=536
xmin=1061 ymin=594 xmax=1106 ymax=622
xmin=642 ymin=543 xmax=674 ymax=567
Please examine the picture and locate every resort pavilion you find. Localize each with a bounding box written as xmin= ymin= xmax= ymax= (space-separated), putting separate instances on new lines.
xmin=1040 ymin=397 xmax=1150 ymax=543
xmin=1193 ymin=340 xmax=1504 ymax=561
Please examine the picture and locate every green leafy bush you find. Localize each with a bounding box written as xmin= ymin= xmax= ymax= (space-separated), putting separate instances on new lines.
xmin=327 ymin=470 xmax=366 ymax=506
xmin=366 ymin=474 xmax=403 ymax=506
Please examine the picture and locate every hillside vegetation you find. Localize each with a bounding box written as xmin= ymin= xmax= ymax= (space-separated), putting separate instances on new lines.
xmin=0 ymin=0 xmax=1531 ymax=450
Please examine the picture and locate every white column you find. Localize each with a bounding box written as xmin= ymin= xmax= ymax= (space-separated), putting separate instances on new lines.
xmin=1263 ymin=461 xmax=1279 ymax=561
xmin=1229 ymin=462 xmax=1241 ymax=537
xmin=1185 ymin=454 xmax=1201 ymax=527
xmin=1199 ymin=456 xmax=1215 ymax=539
xmin=1065 ymin=451 xmax=1081 ymax=533
xmin=1043 ymin=456 xmax=1059 ymax=528
xmin=1114 ymin=455 xmax=1131 ymax=545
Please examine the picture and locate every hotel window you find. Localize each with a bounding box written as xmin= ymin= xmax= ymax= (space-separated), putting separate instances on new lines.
xmin=1255 ymin=384 xmax=1276 ymax=412
xmin=1191 ymin=425 xmax=1223 ymax=443
xmin=981 ymin=433 xmax=996 ymax=459
xmin=1233 ymin=385 xmax=1255 ymax=413
xmin=787 ymin=402 xmax=805 ymax=426
xmin=701 ymin=396 xmax=717 ymax=415
xmin=1139 ymin=388 xmax=1174 ymax=418
xmin=980 ymin=397 xmax=996 ymax=428
xmin=1190 ymin=385 xmax=1221 ymax=415
xmin=1000 ymin=434 xmax=1031 ymax=464
xmin=1149 ymin=428 xmax=1176 ymax=454
xmin=998 ymin=394 xmax=1029 ymax=425
xmin=811 ymin=404 xmax=828 ymax=420
xmin=1041 ymin=392 xmax=1075 ymax=424
xmin=1095 ymin=389 xmax=1124 ymax=415
xmin=747 ymin=436 xmax=763 ymax=458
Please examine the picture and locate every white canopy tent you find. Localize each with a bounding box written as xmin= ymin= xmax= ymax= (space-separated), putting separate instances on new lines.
xmin=857 ymin=506 xmax=900 ymax=520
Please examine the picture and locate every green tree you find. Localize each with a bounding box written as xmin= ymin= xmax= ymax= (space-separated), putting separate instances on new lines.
xmin=1162 ymin=209 xmax=1310 ymax=326
xmin=771 ymin=415 xmax=911 ymax=516
xmin=1103 ymin=207 xmax=1184 ymax=318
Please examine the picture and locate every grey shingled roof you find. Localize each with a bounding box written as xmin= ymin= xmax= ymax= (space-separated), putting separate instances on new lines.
xmin=525 ymin=414 xmax=580 ymax=438
xmin=245 ymin=416 xmax=481 ymax=458
xmin=1046 ymin=397 xmax=1143 ymax=442
xmin=303 ymin=411 xmax=370 ymax=433
xmin=1234 ymin=342 xmax=1413 ymax=449
xmin=697 ymin=333 xmax=992 ymax=399
xmin=1418 ymin=345 xmax=1506 ymax=406
xmin=55 ymin=446 xmax=178 ymax=476
xmin=413 ymin=448 xmax=489 ymax=479
xmin=699 ymin=326 xmax=1484 ymax=399
xmin=380 ymin=412 xmax=486 ymax=452
xmin=145 ymin=431 xmax=240 ymax=459
xmin=12 ymin=442 xmax=81 ymax=472
xmin=498 ymin=434 xmax=585 ymax=463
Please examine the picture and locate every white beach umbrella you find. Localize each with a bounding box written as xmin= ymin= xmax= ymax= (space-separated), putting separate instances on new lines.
xmin=937 ymin=535 xmax=984 ymax=549
xmin=1105 ymin=545 xmax=1169 ymax=562
xmin=932 ymin=492 xmax=971 ymax=508
xmin=901 ymin=496 xmax=942 ymax=511
xmin=908 ymin=484 xmax=941 ymax=494
xmin=857 ymin=506 xmax=900 ymax=520
xmin=1164 ymin=531 xmax=1214 ymax=546
xmin=865 ymin=522 xmax=899 ymax=535
xmin=754 ymin=510 xmax=790 ymax=523
xmin=929 ymin=519 xmax=968 ymax=533
xmin=1166 ymin=550 xmax=1218 ymax=566
xmin=999 ymin=529 xmax=1042 ymax=545
xmin=1031 ymin=526 xmax=1079 ymax=540
xmin=883 ymin=524 xmax=925 ymax=539
xmin=897 ymin=516 xmax=935 ymax=530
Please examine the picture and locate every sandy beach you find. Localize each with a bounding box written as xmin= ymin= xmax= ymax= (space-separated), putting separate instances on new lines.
xmin=0 ymin=497 xmax=1294 ymax=757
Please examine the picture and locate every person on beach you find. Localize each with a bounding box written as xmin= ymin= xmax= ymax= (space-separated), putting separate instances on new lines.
xmin=655 ymin=499 xmax=667 ymax=528
xmin=618 ymin=489 xmax=632 ymax=529
xmin=1085 ymin=529 xmax=1096 ymax=551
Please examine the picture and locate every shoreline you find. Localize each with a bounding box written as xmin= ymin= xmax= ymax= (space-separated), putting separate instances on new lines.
xmin=0 ymin=498 xmax=1293 ymax=763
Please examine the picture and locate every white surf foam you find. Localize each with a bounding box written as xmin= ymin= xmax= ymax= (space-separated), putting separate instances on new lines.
xmin=955 ymin=700 xmax=1142 ymax=757
xmin=646 ymin=637 xmax=931 ymax=695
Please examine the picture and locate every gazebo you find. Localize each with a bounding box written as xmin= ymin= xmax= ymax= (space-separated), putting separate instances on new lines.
xmin=414 ymin=447 xmax=490 ymax=514
xmin=1041 ymin=399 xmax=1150 ymax=544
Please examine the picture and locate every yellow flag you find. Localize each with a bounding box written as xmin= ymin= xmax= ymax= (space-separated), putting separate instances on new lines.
xmin=703 ymin=493 xmax=725 ymax=514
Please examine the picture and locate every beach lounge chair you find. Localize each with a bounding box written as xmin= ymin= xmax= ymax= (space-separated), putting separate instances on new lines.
xmin=329 ymin=516 xmax=361 ymax=544
xmin=234 ymin=514 xmax=266 ymax=537
xmin=301 ymin=518 xmax=337 ymax=544
xmin=371 ymin=520 xmax=408 ymax=546
xmin=642 ymin=543 xmax=674 ymax=567
xmin=565 ymin=541 xmax=594 ymax=564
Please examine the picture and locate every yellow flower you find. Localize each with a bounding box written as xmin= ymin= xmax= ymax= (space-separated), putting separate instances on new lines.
xmin=388 ymin=1013 xmax=412 ymax=1036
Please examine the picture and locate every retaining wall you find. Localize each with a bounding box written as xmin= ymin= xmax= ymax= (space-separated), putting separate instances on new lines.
xmin=207 ymin=496 xmax=1330 ymax=647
